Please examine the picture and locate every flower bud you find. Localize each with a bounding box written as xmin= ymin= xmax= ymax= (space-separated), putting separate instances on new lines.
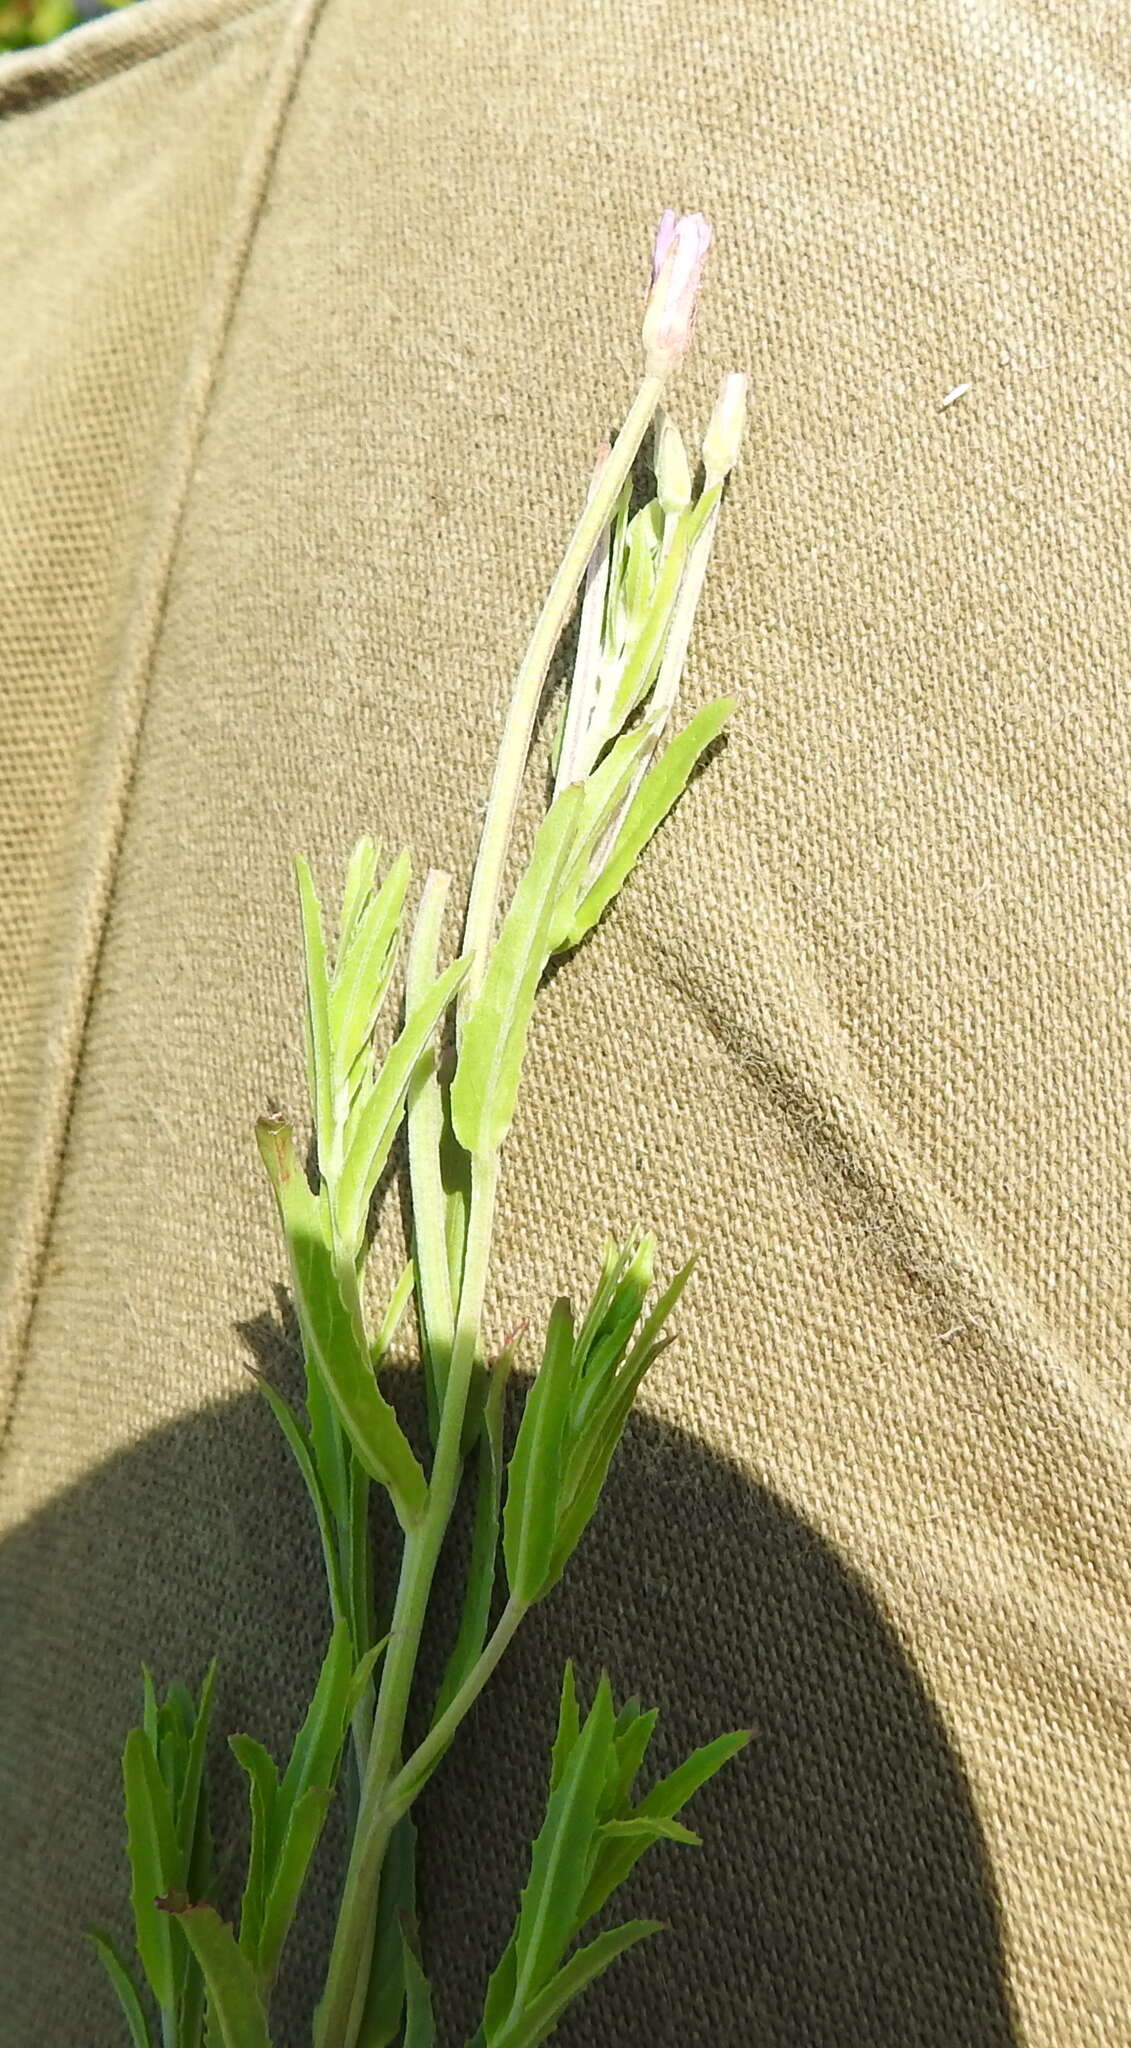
xmin=641 ymin=208 xmax=712 ymax=378
xmin=653 ymin=409 xmax=692 ymax=517
xmin=701 ymin=370 xmax=748 ymax=485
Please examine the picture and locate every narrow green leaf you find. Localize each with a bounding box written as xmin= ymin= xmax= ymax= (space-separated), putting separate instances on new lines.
xmin=229 ymin=1735 xmax=277 ymax=1967
xmin=577 ymin=1728 xmax=750 ymax=1926
xmin=141 ymin=1668 xmax=159 ymax=1753
xmin=404 ymin=872 xmax=457 ymax=1436
xmin=433 ymin=1347 xmax=509 ymax=1722
xmin=559 ymin=696 xmax=735 ymax=953
xmin=686 ymin=479 xmax=724 ymax=545
xmin=123 ymin=1727 xmax=184 ymax=2012
xmin=156 ymin=1695 xmax=189 ymax=1811
xmin=547 ymin=721 xmax=658 ymax=947
xmin=336 ymin=951 xmax=472 ymax=1254
xmin=550 ymin=1256 xmax=694 ymax=1586
xmin=502 ymin=1301 xmax=575 ymax=1605
xmin=257 ymin=1785 xmax=333 ymax=1983
xmin=176 ymin=1662 xmax=218 ymax=1879
xmin=601 ymin=473 xmax=633 ymax=655
xmin=86 ymin=1930 xmax=154 ymax=2048
xmin=616 ymin=507 xmax=691 ymax=723
xmin=253 ymin=1375 xmax=348 ymax=1626
xmin=164 ymin=1905 xmax=272 ymax=2048
xmin=329 ymin=850 xmax=411 ymax=1082
xmin=595 ymin=1815 xmax=700 ymax=1844
xmin=400 ymin=1922 xmax=437 ymax=2048
xmin=450 ymin=782 xmax=585 ymax=1157
xmin=571 ymin=1236 xmax=625 ymax=1362
xmin=337 ymin=837 xmax=380 ymax=959
xmin=549 ymin=1662 xmax=580 ymax=1795
xmin=622 ymin=503 xmax=661 ymax=628
xmin=346 ymin=1635 xmax=391 ymax=1725
xmin=178 ymin=1935 xmax=207 ymax=2048
xmin=355 ymin=1813 xmax=417 ymax=2048
xmin=605 ymin=1705 xmax=658 ymax=1815
xmin=512 ymin=1674 xmax=615 ymax=2004
xmin=345 ymin=1455 xmax=375 ymax=1685
xmin=490 ymin=1921 xmax=662 ymax=2048
xmin=278 ymin=1618 xmax=353 ymax=1829
xmin=255 ymin=1116 xmax=352 ymax=1528
xmin=295 ymin=858 xmax=334 ymax=1176
xmin=636 ymin=1727 xmax=752 ymax=1827
xmin=271 ymin=1176 xmax=427 ymax=1522
xmin=569 ymin=1239 xmax=655 ymax=1443
xmin=371 ymin=1258 xmax=415 ymax=1366
xmin=545 ymin=1336 xmax=673 ymax=1593
xmin=479 ymin=1933 xmax=519 ymax=2045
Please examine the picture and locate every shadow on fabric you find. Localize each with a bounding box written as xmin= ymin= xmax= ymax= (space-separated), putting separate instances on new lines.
xmin=0 ymin=1326 xmax=1021 ymax=2048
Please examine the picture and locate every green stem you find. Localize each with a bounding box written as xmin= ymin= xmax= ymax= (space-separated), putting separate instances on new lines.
xmin=316 ymin=1151 xmax=501 ymax=2048
xmin=385 ymin=1593 xmax=527 ymax=1817
xmin=458 ymin=371 xmax=665 ymax=1033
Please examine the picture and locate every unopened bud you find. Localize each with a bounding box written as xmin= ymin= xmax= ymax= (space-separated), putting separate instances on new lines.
xmin=701 ymin=371 xmax=748 ymax=485
xmin=641 ymin=208 xmax=713 ymax=379
xmin=653 ymin=410 xmax=692 ymax=516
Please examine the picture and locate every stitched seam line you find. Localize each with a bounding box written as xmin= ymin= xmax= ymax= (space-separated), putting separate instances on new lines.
xmin=0 ymin=0 xmax=278 ymax=117
xmin=0 ymin=0 xmax=330 ymax=1450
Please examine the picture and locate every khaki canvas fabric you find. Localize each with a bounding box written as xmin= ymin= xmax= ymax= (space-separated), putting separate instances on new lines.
xmin=1 ymin=0 xmax=1128 ymax=2042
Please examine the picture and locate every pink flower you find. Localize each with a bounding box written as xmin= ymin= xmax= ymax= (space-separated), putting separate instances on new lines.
xmin=641 ymin=209 xmax=713 ymax=377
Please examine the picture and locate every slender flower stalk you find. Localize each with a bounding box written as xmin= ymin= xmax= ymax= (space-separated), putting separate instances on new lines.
xmin=460 ymin=211 xmax=714 ymax=1032
xmin=457 ymin=373 xmax=662 ymax=1029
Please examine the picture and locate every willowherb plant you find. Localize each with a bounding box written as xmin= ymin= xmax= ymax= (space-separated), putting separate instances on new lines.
xmin=90 ymin=208 xmax=750 ymax=2048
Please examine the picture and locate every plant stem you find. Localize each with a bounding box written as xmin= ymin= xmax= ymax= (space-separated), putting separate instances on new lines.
xmin=384 ymin=1594 xmax=527 ymax=1816
xmin=458 ymin=371 xmax=665 ymax=1034
xmin=316 ymin=1150 xmax=501 ymax=2048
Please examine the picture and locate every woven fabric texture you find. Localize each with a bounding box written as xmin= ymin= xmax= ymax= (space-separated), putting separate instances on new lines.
xmin=1 ymin=1 xmax=1128 ymax=2043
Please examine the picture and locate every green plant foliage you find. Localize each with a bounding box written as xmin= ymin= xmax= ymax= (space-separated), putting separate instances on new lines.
xmin=501 ymin=1239 xmax=694 ymax=1604
xmin=471 ymin=1668 xmax=748 ymax=2046
xmin=94 ymin=217 xmax=747 ymax=2048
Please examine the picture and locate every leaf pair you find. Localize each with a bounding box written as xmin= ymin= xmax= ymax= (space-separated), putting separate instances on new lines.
xmin=549 ymin=691 xmax=734 ymax=958
xmin=472 ymin=1667 xmax=748 ymax=2048
xmin=230 ymin=1618 xmax=383 ymax=2000
xmin=296 ymin=844 xmax=472 ymax=1259
xmin=502 ymin=1238 xmax=694 ymax=1606
xmin=88 ymin=1663 xmax=218 ymax=2048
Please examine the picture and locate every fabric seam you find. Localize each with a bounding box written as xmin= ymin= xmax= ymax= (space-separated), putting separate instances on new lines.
xmin=0 ymin=0 xmax=278 ymax=117
xmin=0 ymin=0 xmax=330 ymax=1450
